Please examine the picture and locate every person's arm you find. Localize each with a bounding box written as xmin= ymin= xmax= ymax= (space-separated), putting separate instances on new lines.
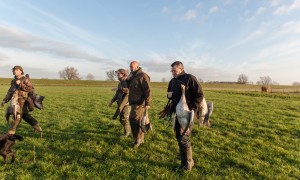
xmin=121 ymin=80 xmax=129 ymax=94
xmin=2 ymin=80 xmax=17 ymax=104
xmin=140 ymin=74 xmax=151 ymax=108
xmin=167 ymin=79 xmax=174 ymax=99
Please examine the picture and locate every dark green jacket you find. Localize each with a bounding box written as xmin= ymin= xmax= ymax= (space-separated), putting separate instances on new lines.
xmin=127 ymin=68 xmax=151 ymax=106
xmin=111 ymin=77 xmax=129 ymax=106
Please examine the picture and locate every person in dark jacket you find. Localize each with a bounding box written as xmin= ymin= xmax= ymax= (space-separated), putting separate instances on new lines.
xmin=1 ymin=66 xmax=42 ymax=135
xmin=109 ymin=68 xmax=131 ymax=138
xmin=167 ymin=61 xmax=204 ymax=171
xmin=127 ymin=61 xmax=151 ymax=148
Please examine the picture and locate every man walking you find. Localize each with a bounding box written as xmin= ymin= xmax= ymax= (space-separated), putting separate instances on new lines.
xmin=166 ymin=61 xmax=204 ymax=171
xmin=109 ymin=69 xmax=131 ymax=138
xmin=127 ymin=61 xmax=151 ymax=148
xmin=1 ymin=66 xmax=42 ymax=135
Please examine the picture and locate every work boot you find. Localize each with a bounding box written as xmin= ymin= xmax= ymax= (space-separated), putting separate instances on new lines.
xmin=32 ymin=123 xmax=42 ymax=133
xmin=183 ymin=147 xmax=194 ymax=171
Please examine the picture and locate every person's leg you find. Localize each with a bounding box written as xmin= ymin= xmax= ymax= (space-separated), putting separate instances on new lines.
xmin=129 ymin=105 xmax=145 ymax=148
xmin=119 ymin=105 xmax=131 ymax=137
xmin=175 ymin=119 xmax=194 ymax=171
xmin=22 ymin=104 xmax=42 ymax=132
xmin=174 ymin=120 xmax=186 ymax=170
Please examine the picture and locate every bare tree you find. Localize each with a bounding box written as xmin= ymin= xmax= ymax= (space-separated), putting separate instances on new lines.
xmin=106 ymin=70 xmax=117 ymax=81
xmin=86 ymin=73 xmax=95 ymax=80
xmin=161 ymin=77 xmax=167 ymax=82
xmin=59 ymin=66 xmax=81 ymax=80
xmin=259 ymin=76 xmax=272 ymax=92
xmin=260 ymin=76 xmax=272 ymax=86
xmin=237 ymin=74 xmax=248 ymax=84
xmin=292 ymin=82 xmax=300 ymax=86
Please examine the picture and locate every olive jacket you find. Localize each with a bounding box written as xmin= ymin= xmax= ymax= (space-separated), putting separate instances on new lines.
xmin=127 ymin=67 xmax=151 ymax=106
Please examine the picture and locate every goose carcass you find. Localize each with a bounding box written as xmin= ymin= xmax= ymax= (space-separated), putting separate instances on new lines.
xmin=175 ymin=84 xmax=194 ymax=130
xmin=6 ymin=91 xmax=21 ymax=123
xmin=199 ymin=98 xmax=213 ymax=127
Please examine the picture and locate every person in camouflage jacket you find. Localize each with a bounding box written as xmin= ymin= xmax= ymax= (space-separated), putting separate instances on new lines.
xmin=109 ymin=68 xmax=131 ymax=138
xmin=1 ymin=66 xmax=42 ymax=135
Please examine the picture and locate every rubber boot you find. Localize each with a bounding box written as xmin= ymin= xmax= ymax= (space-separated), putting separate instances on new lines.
xmin=172 ymin=145 xmax=186 ymax=171
xmin=183 ymin=146 xmax=194 ymax=171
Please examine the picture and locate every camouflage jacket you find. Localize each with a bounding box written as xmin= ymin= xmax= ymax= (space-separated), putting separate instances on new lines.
xmin=127 ymin=67 xmax=151 ymax=106
xmin=167 ymin=72 xmax=204 ymax=114
xmin=111 ymin=77 xmax=129 ymax=106
xmin=2 ymin=75 xmax=33 ymax=103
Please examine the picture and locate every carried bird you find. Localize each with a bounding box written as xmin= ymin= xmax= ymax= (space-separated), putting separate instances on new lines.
xmin=175 ymin=84 xmax=194 ymax=131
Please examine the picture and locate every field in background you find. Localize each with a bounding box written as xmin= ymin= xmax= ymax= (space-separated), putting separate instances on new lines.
xmin=1 ymin=78 xmax=300 ymax=93
xmin=0 ymin=79 xmax=299 ymax=179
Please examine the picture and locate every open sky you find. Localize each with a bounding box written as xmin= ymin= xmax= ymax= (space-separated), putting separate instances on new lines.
xmin=0 ymin=0 xmax=299 ymax=84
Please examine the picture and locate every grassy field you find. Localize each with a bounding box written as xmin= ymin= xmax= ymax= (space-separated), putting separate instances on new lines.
xmin=0 ymin=80 xmax=299 ymax=179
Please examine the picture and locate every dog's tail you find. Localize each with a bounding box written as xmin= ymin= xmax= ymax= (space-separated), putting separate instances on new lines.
xmin=8 ymin=134 xmax=24 ymax=141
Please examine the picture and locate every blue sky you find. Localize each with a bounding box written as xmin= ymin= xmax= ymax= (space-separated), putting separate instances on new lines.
xmin=0 ymin=0 xmax=299 ymax=84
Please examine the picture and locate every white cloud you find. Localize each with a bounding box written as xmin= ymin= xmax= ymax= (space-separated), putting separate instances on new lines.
xmin=269 ymin=0 xmax=281 ymax=7
xmin=24 ymin=2 xmax=98 ymax=44
xmin=279 ymin=20 xmax=300 ymax=35
xmin=162 ymin=7 xmax=170 ymax=14
xmin=183 ymin=10 xmax=197 ymax=21
xmin=225 ymin=26 xmax=267 ymax=50
xmin=23 ymin=2 xmax=129 ymax=59
xmin=257 ymin=40 xmax=300 ymax=60
xmin=222 ymin=0 xmax=233 ymax=5
xmin=0 ymin=25 xmax=110 ymax=63
xmin=0 ymin=53 xmax=8 ymax=61
xmin=195 ymin=3 xmax=202 ymax=9
xmin=273 ymin=0 xmax=300 ymax=15
xmin=209 ymin=6 xmax=219 ymax=14
xmin=187 ymin=67 xmax=235 ymax=82
xmin=255 ymin=7 xmax=266 ymax=16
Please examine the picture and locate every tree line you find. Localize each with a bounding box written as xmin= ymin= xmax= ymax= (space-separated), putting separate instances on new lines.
xmin=58 ymin=66 xmax=300 ymax=86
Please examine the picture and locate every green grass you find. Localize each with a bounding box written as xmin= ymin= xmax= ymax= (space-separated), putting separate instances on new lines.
xmin=0 ymin=81 xmax=299 ymax=179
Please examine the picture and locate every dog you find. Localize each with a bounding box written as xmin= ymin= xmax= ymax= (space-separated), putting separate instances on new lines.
xmin=0 ymin=133 xmax=24 ymax=164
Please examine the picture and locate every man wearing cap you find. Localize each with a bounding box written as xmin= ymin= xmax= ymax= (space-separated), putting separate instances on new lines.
xmin=109 ymin=69 xmax=131 ymax=138
xmin=1 ymin=65 xmax=42 ymax=135
xmin=127 ymin=61 xmax=151 ymax=148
